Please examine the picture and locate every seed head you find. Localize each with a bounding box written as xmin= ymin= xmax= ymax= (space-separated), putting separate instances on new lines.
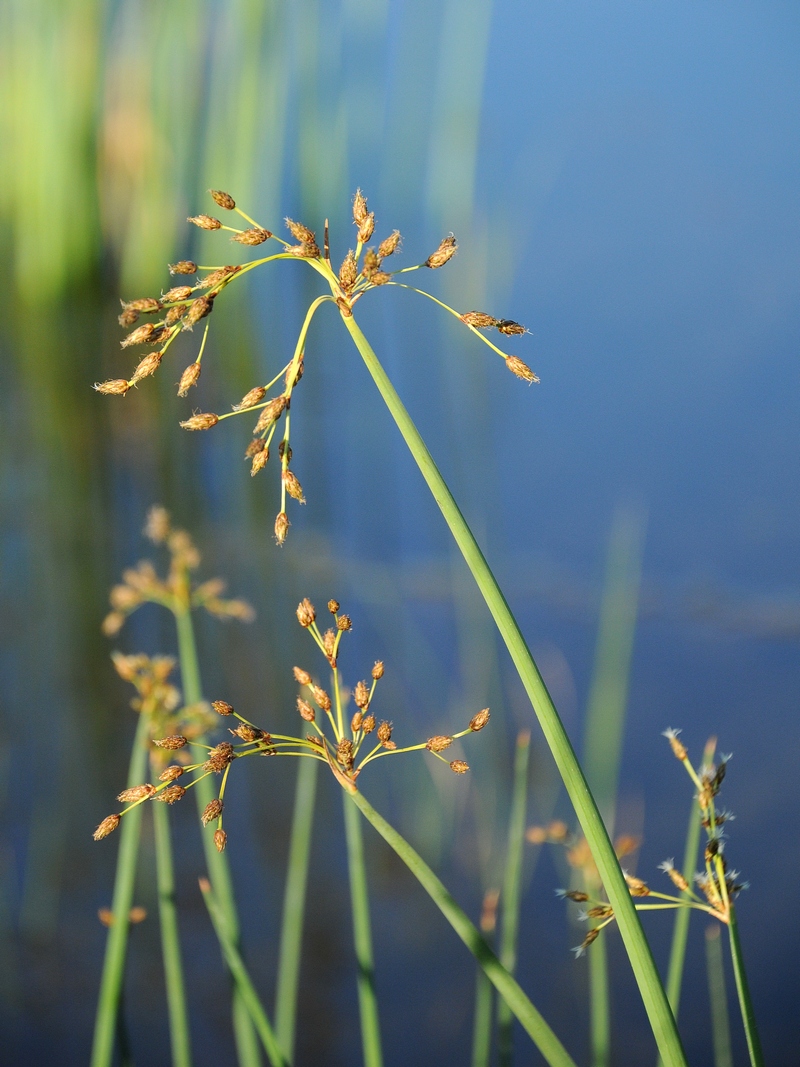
xmin=283 ymin=469 xmax=306 ymax=503
xmin=496 ymin=319 xmax=526 ymax=336
xmin=251 ymin=447 xmax=270 ymax=476
xmin=449 ymin=760 xmax=469 ymax=774
xmin=93 ymin=814 xmax=121 ymax=841
xmin=659 ymin=860 xmax=689 ymax=893
xmin=469 ymin=708 xmax=490 ymax=731
xmin=200 ymin=265 xmax=241 ymax=289
xmin=232 ymin=724 xmax=263 ymax=743
xmin=185 ymin=295 xmax=214 ymax=327
xmin=297 ymin=698 xmax=315 ymax=722
xmin=296 ymin=599 xmax=316 ymax=627
xmin=212 ymin=700 xmax=234 ymax=717
xmin=336 ymin=614 xmax=352 ymax=632
xmin=94 ymin=379 xmax=131 ymax=396
xmin=188 ymin=214 xmax=222 ymax=230
xmin=371 ymin=661 xmax=384 ymax=680
xmin=253 ymin=395 xmax=288 ymax=434
xmin=201 ymin=799 xmax=223 ymax=826
xmin=121 ymin=323 xmax=156 ymax=347
xmin=163 ymin=285 xmax=194 ymax=303
xmin=154 ymin=735 xmax=188 ymax=750
xmin=426 ymin=735 xmax=453 ymax=753
xmin=662 ymin=728 xmax=688 ymax=762
xmin=245 ymin=437 xmax=265 ymax=459
xmin=158 ymin=766 xmax=184 ymax=782
xmin=624 ymin=873 xmax=650 ymax=896
xmin=180 ymin=412 xmax=219 ymax=431
xmin=119 ymin=306 xmax=139 ymax=327
xmin=351 ymin=711 xmax=363 ymax=732
xmin=232 ymin=227 xmax=272 ymax=245
xmin=363 ymin=248 xmax=380 ymax=277
xmin=352 ymin=189 xmax=368 ymax=225
xmin=125 ymin=297 xmax=162 ymax=314
xmin=460 ymin=311 xmax=499 ymax=329
xmin=425 ymin=234 xmax=457 ymax=269
xmin=312 ymin=686 xmax=331 ymax=712
xmin=286 ymin=355 xmax=304 ymax=388
xmin=338 ymin=250 xmax=358 ymax=293
xmin=573 ymin=928 xmax=600 ymax=957
xmin=361 ymin=714 xmax=376 ymax=734
xmin=205 ymin=742 xmax=235 ymax=772
xmin=156 ymin=784 xmax=187 ymax=804
xmin=210 ymin=189 xmax=236 ymax=210
xmin=293 ymin=666 xmax=312 ymax=685
xmin=117 ymin=784 xmax=156 ymax=803
xmin=370 ymin=271 xmax=391 ymax=286
xmin=235 ymin=386 xmax=267 ymax=411
xmin=287 ymin=242 xmax=321 ymax=259
xmin=214 ymin=828 xmax=228 ymax=852
xmin=169 ymin=261 xmax=198 ymax=275
xmin=378 ymin=231 xmax=401 ymax=258
xmin=322 ymin=628 xmax=336 ymax=661
xmin=328 ymin=599 xmax=340 ymax=613
xmin=285 ymin=218 xmax=317 ymax=245
xmin=337 ymin=739 xmax=355 ymax=770
xmin=275 ymin=512 xmax=290 ymax=544
xmin=165 ymin=305 xmax=188 ymax=326
xmin=377 ymin=720 xmax=393 ymax=745
xmin=353 ymin=681 xmax=370 ymax=709
xmin=357 ymin=212 xmax=375 ymax=244
xmin=557 ymin=889 xmax=590 ymax=902
xmin=505 ymin=356 xmax=538 ymax=384
xmin=131 ymin=351 xmax=163 ymax=383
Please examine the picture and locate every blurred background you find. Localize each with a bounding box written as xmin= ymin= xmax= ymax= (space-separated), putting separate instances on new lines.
xmin=1 ymin=0 xmax=799 ymax=1063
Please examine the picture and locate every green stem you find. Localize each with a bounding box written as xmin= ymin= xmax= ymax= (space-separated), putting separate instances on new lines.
xmin=200 ymin=880 xmax=288 ymax=1067
xmin=342 ymin=790 xmax=384 ymax=1067
xmin=91 ymin=712 xmax=150 ymax=1067
xmin=665 ymin=802 xmax=703 ymax=1017
xmin=588 ymin=933 xmax=610 ymax=1067
xmin=497 ymin=731 xmax=531 ymax=1067
xmin=152 ymin=794 xmax=192 ymax=1067
xmin=274 ymin=755 xmax=318 ymax=1063
xmin=348 ymin=789 xmax=577 ymax=1067
xmin=727 ymin=906 xmax=764 ymax=1067
xmin=174 ymin=605 xmax=260 ymax=1067
xmin=705 ymin=925 xmax=733 ymax=1067
xmin=471 ymin=967 xmax=494 ymax=1067
xmin=342 ymin=313 xmax=686 ymax=1067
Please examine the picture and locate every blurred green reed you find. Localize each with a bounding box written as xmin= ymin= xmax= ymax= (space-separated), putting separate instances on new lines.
xmin=705 ymin=925 xmax=733 ymax=1067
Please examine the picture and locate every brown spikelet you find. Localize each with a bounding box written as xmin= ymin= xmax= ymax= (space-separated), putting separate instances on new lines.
xmin=94 ymin=379 xmax=130 ymax=396
xmin=469 ymin=708 xmax=490 ymax=732
xmin=210 ymin=189 xmax=236 ymax=210
xmin=505 ymin=356 xmax=538 ymax=384
xmin=283 ymin=470 xmax=306 ymax=503
xmin=232 ymin=227 xmax=272 ymax=245
xmin=204 ymin=742 xmax=235 ymax=772
xmin=119 ymin=306 xmax=139 ymax=327
xmin=663 ymin=729 xmax=688 ymax=761
xmin=337 ymin=738 xmax=355 ymax=770
xmin=371 ymin=661 xmax=384 ymax=680
xmin=287 ymin=242 xmax=321 ymax=258
xmin=357 ymin=212 xmax=375 ymax=244
xmin=185 ymin=295 xmax=214 ymax=327
xmin=169 ymin=260 xmax=198 ymax=275
xmin=426 ymin=735 xmax=453 ymax=753
xmin=251 ymin=447 xmax=269 ymax=476
xmin=296 ymin=599 xmax=316 ymax=627
xmin=662 ymin=863 xmax=690 ymax=893
xmin=154 ymin=735 xmax=188 ymax=750
xmin=352 ymin=189 xmax=368 ymax=225
xmin=293 ymin=666 xmax=312 ymax=685
xmin=297 ymin=698 xmax=315 ymax=722
xmin=155 ymin=784 xmax=186 ymax=804
xmin=131 ymin=351 xmax=163 ymax=383
xmin=377 ymin=231 xmax=401 ymax=258
xmin=285 ymin=218 xmax=316 ymax=245
xmin=212 ymin=700 xmax=234 ymax=716
xmin=163 ymin=285 xmax=194 ymax=303
xmin=377 ymin=721 xmax=393 ymax=745
xmin=338 ymin=250 xmax=358 ymax=293
xmin=312 ymin=686 xmax=332 ymax=712
xmin=274 ymin=511 xmax=290 ymax=544
xmin=235 ymin=386 xmax=267 ymax=411
xmin=286 ymin=354 xmax=304 ymax=388
xmin=188 ymin=214 xmax=221 ymax=230
xmin=361 ymin=714 xmax=376 ymax=734
xmin=625 ymin=874 xmax=651 ymax=897
xmin=245 ymin=437 xmax=265 ymax=459
xmin=200 ymin=265 xmax=241 ymax=289
xmin=449 ymin=760 xmax=469 ymax=774
xmin=121 ymin=323 xmax=156 ymax=347
xmin=93 ymin=814 xmax=121 ymax=841
xmin=125 ymin=297 xmax=162 ymax=314
xmin=214 ymin=828 xmax=228 ymax=852
xmin=370 ymin=271 xmax=391 ymax=286
xmin=201 ymin=799 xmax=223 ymax=826
xmin=587 ymin=905 xmax=614 ymax=920
xmin=180 ymin=412 xmax=218 ymax=431
xmin=563 ymin=890 xmax=590 ymax=902
xmin=496 ymin=319 xmax=526 ymax=336
xmin=117 ymin=784 xmax=156 ymax=803
xmin=351 ymin=711 xmax=363 ymax=733
xmin=461 ymin=311 xmax=499 ymax=329
xmin=327 ymin=599 xmax=340 ymax=613
xmin=158 ymin=766 xmax=184 ymax=782
xmin=363 ymin=248 xmax=380 ymax=277
xmin=425 ymin=234 xmax=457 ymax=268
xmin=253 ymin=395 xmax=288 ymax=434
xmin=165 ymin=305 xmax=188 ymax=326
xmin=353 ymin=681 xmax=370 ymax=709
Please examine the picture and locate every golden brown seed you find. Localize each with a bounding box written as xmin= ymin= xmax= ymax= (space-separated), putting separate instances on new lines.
xmin=131 ymin=351 xmax=163 ymax=383
xmin=425 ymin=234 xmax=457 ymax=268
xmin=353 ymin=681 xmax=370 ymax=709
xmin=117 ymin=784 xmax=156 ymax=803
xmin=312 ymin=686 xmax=331 ymax=712
xmin=664 ymin=729 xmax=688 ymax=761
xmin=371 ymin=661 xmax=384 ymax=680
xmin=121 ymin=323 xmax=156 ymax=347
xmin=307 ymin=735 xmax=324 ymax=748
xmin=357 ymin=212 xmax=375 ymax=244
xmin=214 ymin=828 xmax=228 ymax=852
xmin=460 ymin=311 xmax=499 ymax=329
xmin=288 ymin=242 xmax=321 ymax=258
xmin=154 ymin=735 xmax=188 ymax=749
xmin=232 ymin=227 xmax=272 ymax=245
xmin=469 ymin=708 xmax=490 ymax=732
xmin=327 ymin=599 xmax=340 ymax=613
xmin=253 ymin=395 xmax=288 ymax=434
xmin=377 ymin=721 xmax=393 ymax=744
xmin=283 ymin=470 xmax=306 ymax=503
xmin=125 ymin=297 xmax=162 ymax=313
xmin=200 ymin=265 xmax=241 ymax=289
xmin=233 ymin=724 xmax=263 ymax=743
xmin=94 ymin=379 xmax=130 ymax=396
xmin=624 ymin=875 xmax=650 ymax=896
xmin=169 ymin=260 xmax=198 ymax=275
xmin=339 ymin=250 xmax=358 ymax=292
xmin=370 ymin=271 xmax=391 ymax=286
xmin=158 ymin=766 xmax=184 ymax=782
xmin=210 ymin=189 xmax=236 ymax=210
xmin=336 ymin=614 xmax=352 ymax=631
xmin=587 ymin=905 xmax=613 ymax=919
xmin=251 ymin=447 xmax=269 ymax=476
xmin=351 ymin=711 xmax=363 ymax=732
xmin=449 ymin=760 xmax=469 ymax=774
xmin=505 ymin=356 xmax=538 ymax=384
xmin=93 ymin=814 xmax=121 ymax=841
xmin=286 ymin=355 xmax=304 ymax=388
xmin=563 ymin=890 xmax=590 ymax=902
xmin=205 ymin=742 xmax=235 ymax=772
xmin=322 ymin=628 xmax=336 ymax=661
xmin=201 ymin=799 xmax=223 ymax=826
xmin=185 ymin=295 xmax=214 ymax=327
xmin=297 ymin=698 xmax=315 ymax=722
xmin=363 ymin=248 xmax=380 ymax=277
xmin=352 ymin=189 xmax=368 ymax=225
xmin=378 ymin=231 xmax=401 ymax=258
xmin=274 ymin=511 xmax=290 ymax=544
xmin=496 ymin=319 xmax=526 ymax=336
xmin=165 ymin=305 xmax=188 ymax=326
xmin=180 ymin=412 xmax=219 ymax=431
xmin=188 ymin=214 xmax=222 ymax=230
xmin=163 ymin=286 xmax=194 ymax=302
xmin=426 ymin=735 xmax=453 ymax=753
xmin=663 ymin=865 xmax=690 ymax=893
xmin=361 ymin=714 xmax=376 ymax=734
xmin=285 ymin=218 xmax=317 ymax=244
xmin=296 ymin=599 xmax=316 ymax=627
xmin=212 ymin=700 xmax=234 ymax=716
xmin=580 ymin=928 xmax=600 ymax=951
xmin=293 ymin=666 xmax=312 ymax=685
xmin=236 ymin=386 xmax=267 ymax=410
xmin=245 ymin=437 xmax=265 ymax=459
xmin=337 ymin=738 xmax=354 ymax=768
xmin=155 ymin=784 xmax=186 ymax=804
xmin=119 ymin=306 xmax=139 ymax=327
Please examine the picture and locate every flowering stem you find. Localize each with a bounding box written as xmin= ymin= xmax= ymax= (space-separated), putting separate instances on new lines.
xmin=90 ymin=711 xmax=150 ymax=1067
xmin=727 ymin=905 xmax=764 ymax=1067
xmin=341 ymin=312 xmax=687 ymax=1067
xmin=348 ymin=789 xmax=577 ymax=1067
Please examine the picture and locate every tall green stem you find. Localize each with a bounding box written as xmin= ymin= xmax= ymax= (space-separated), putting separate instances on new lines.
xmin=174 ymin=605 xmax=261 ymax=1067
xmin=342 ymin=313 xmax=686 ymax=1067
xmin=274 ymin=755 xmax=318 ymax=1062
xmin=471 ymin=966 xmax=494 ymax=1067
xmin=152 ymin=793 xmax=192 ymax=1067
xmin=727 ymin=906 xmax=764 ymax=1067
xmin=497 ymin=731 xmax=531 ymax=1067
xmin=588 ymin=933 xmax=610 ymax=1067
xmin=665 ymin=802 xmax=703 ymax=1016
xmin=705 ymin=925 xmax=733 ymax=1067
xmin=91 ymin=711 xmax=150 ymax=1067
xmin=348 ymin=788 xmax=577 ymax=1067
xmin=343 ymin=790 xmax=384 ymax=1067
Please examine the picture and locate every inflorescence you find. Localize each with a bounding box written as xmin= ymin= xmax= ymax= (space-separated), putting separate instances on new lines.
xmin=94 ymin=596 xmax=490 ymax=851
xmin=95 ymin=188 xmax=536 ymax=544
xmin=532 ymin=730 xmax=747 ymax=957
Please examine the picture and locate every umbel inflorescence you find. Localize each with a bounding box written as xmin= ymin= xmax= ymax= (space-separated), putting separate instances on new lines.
xmin=95 ymin=188 xmax=536 ymax=544
xmin=94 ymin=596 xmax=490 ymax=850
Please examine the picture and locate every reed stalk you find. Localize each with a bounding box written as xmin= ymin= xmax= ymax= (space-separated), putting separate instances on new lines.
xmin=705 ymin=925 xmax=733 ymax=1067
xmin=341 ymin=312 xmax=687 ymax=1067
xmin=497 ymin=731 xmax=531 ymax=1067
xmin=727 ymin=905 xmax=764 ymax=1067
xmin=274 ymin=755 xmax=318 ymax=1063
xmin=91 ymin=711 xmax=150 ymax=1067
xmin=471 ymin=965 xmax=494 ymax=1067
xmin=343 ymin=788 xmax=384 ymax=1067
